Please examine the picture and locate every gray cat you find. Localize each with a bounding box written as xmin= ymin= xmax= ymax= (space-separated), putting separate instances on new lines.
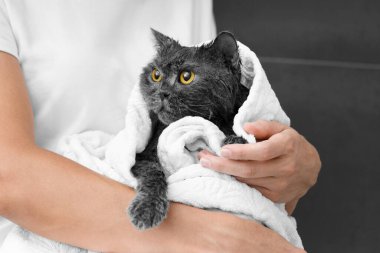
xmin=128 ymin=29 xmax=249 ymax=230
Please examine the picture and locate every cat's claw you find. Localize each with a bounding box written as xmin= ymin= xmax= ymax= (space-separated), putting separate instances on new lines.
xmin=128 ymin=194 xmax=169 ymax=230
xmin=222 ymin=135 xmax=248 ymax=145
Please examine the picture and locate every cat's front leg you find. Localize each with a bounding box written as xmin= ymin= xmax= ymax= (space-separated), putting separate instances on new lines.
xmin=222 ymin=135 xmax=248 ymax=145
xmin=128 ymin=160 xmax=168 ymax=230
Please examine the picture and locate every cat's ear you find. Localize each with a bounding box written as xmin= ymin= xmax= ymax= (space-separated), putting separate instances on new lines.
xmin=210 ymin=31 xmax=240 ymax=69
xmin=151 ymin=28 xmax=179 ymax=50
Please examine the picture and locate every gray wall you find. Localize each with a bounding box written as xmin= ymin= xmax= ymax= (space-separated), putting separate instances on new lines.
xmin=214 ymin=1 xmax=380 ymax=252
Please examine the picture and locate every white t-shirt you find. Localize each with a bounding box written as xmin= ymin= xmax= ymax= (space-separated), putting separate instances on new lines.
xmin=0 ymin=0 xmax=216 ymax=246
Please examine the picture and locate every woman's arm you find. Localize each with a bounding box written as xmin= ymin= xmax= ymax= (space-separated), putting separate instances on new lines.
xmin=0 ymin=52 xmax=304 ymax=253
xmin=199 ymin=120 xmax=321 ymax=214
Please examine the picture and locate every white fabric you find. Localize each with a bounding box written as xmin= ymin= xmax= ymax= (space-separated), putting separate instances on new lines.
xmin=0 ymin=0 xmax=216 ymax=247
xmin=0 ymin=0 xmax=215 ymax=151
xmin=0 ymin=221 xmax=13 ymax=249
xmin=0 ymin=41 xmax=303 ymax=252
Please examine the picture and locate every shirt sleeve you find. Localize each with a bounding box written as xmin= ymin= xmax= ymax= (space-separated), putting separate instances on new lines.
xmin=0 ymin=0 xmax=19 ymax=60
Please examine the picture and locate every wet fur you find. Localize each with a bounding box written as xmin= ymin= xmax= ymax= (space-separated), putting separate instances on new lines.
xmin=128 ymin=29 xmax=249 ymax=229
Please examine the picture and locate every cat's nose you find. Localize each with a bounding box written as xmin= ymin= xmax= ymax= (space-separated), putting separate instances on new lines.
xmin=160 ymin=91 xmax=170 ymax=100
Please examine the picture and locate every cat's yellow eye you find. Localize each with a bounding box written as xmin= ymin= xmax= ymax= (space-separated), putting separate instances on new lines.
xmin=179 ymin=71 xmax=195 ymax=85
xmin=151 ymin=68 xmax=162 ymax=82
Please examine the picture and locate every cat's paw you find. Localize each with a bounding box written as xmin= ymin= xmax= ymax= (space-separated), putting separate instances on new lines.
xmin=128 ymin=194 xmax=169 ymax=230
xmin=222 ymin=135 xmax=248 ymax=146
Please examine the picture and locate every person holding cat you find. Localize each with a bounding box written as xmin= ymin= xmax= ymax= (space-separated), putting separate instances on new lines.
xmin=0 ymin=0 xmax=320 ymax=252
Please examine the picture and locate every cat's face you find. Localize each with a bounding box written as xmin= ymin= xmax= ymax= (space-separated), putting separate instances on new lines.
xmin=139 ymin=29 xmax=242 ymax=126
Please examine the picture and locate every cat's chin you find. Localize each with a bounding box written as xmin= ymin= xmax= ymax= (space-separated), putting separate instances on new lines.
xmin=157 ymin=111 xmax=177 ymax=125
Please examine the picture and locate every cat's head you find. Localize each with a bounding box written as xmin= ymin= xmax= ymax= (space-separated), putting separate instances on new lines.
xmin=139 ymin=29 xmax=243 ymax=126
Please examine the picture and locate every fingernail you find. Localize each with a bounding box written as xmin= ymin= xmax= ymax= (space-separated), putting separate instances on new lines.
xmin=201 ymin=149 xmax=210 ymax=154
xmin=200 ymin=158 xmax=211 ymax=168
xmin=221 ymin=148 xmax=231 ymax=158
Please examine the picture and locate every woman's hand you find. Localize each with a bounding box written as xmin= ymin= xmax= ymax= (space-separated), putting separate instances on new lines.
xmin=198 ymin=120 xmax=321 ymax=214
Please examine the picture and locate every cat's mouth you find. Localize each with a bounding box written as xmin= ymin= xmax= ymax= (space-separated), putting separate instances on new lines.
xmin=158 ymin=110 xmax=176 ymax=125
xmin=157 ymin=106 xmax=177 ymax=125
xmin=154 ymin=100 xmax=179 ymax=125
xmin=156 ymin=99 xmax=171 ymax=112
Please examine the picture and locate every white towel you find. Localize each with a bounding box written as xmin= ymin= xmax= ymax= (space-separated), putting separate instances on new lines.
xmin=0 ymin=41 xmax=302 ymax=253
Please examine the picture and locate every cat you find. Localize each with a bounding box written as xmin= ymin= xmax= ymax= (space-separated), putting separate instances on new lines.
xmin=128 ymin=29 xmax=249 ymax=230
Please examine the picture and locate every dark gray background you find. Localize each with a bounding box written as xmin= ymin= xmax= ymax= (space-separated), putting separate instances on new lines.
xmin=214 ymin=1 xmax=380 ymax=252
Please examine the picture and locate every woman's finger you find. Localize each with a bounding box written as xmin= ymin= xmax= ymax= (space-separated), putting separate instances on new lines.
xmin=197 ymin=149 xmax=215 ymax=159
xmin=243 ymin=120 xmax=289 ymax=140
xmin=198 ymin=152 xmax=282 ymax=178
xmin=221 ymin=131 xmax=291 ymax=161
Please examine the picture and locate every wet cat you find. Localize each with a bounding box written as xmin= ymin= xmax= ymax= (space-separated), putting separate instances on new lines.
xmin=128 ymin=29 xmax=249 ymax=230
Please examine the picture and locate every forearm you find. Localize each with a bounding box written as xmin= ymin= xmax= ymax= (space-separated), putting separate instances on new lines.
xmin=0 ymin=144 xmax=168 ymax=252
xmin=0 ymin=52 xmax=145 ymax=252
xmin=0 ymin=144 xmax=304 ymax=253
